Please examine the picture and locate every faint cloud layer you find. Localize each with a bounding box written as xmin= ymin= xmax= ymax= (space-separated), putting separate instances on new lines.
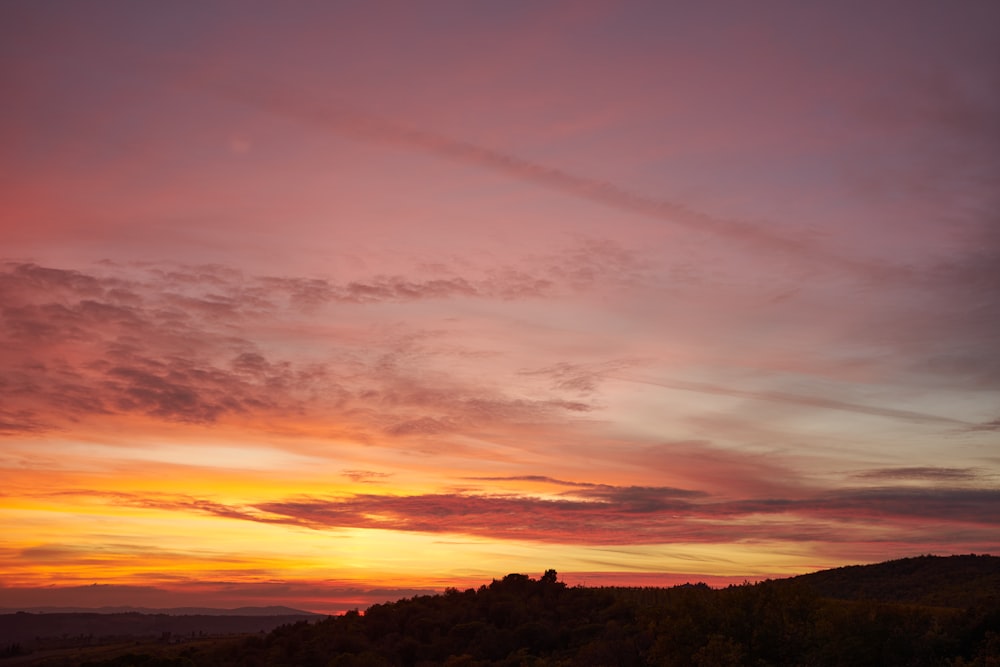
xmin=203 ymin=72 xmax=897 ymax=281
xmin=853 ymin=467 xmax=984 ymax=482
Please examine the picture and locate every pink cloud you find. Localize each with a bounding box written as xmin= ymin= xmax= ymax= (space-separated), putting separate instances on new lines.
xmin=48 ymin=483 xmax=999 ymax=551
xmin=0 ymin=262 xmax=603 ymax=439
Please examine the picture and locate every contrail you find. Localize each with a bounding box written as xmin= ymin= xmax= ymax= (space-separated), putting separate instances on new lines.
xmin=199 ymin=73 xmax=896 ymax=280
xmin=609 ymin=375 xmax=972 ymax=427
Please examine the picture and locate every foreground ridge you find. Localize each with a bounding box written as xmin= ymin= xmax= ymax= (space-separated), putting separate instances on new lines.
xmin=3 ymin=558 xmax=998 ymax=666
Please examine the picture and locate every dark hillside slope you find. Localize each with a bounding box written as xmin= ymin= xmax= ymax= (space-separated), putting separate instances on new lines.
xmin=10 ymin=559 xmax=1000 ymax=666
xmin=788 ymin=554 xmax=1000 ymax=607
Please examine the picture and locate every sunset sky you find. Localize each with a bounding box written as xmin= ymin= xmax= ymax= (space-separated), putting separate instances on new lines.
xmin=2 ymin=1 xmax=999 ymax=614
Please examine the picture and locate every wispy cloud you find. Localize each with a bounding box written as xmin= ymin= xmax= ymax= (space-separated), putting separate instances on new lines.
xmin=521 ymin=359 xmax=640 ymax=394
xmin=853 ymin=467 xmax=984 ymax=482
xmin=258 ymin=272 xmax=555 ymax=305
xmin=465 ymin=475 xmax=707 ymax=501
xmin=612 ymin=375 xmax=974 ymax=427
xmin=342 ymin=470 xmax=393 ymax=483
xmin=259 ymin=487 xmax=1000 ymax=544
xmin=968 ymin=418 xmax=1000 ymax=432
xmin=466 ymin=475 xmax=603 ymax=488
xmin=197 ymin=73 xmax=897 ymax=281
xmin=0 ymin=262 xmax=596 ymax=435
xmin=51 ymin=484 xmax=1000 ymax=547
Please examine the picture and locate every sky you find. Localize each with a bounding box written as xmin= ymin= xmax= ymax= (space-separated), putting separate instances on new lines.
xmin=1 ymin=1 xmax=999 ymax=614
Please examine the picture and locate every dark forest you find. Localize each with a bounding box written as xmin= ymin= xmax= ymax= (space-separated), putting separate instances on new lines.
xmin=3 ymin=555 xmax=998 ymax=666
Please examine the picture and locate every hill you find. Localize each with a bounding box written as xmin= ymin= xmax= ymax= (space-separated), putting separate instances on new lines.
xmin=4 ymin=557 xmax=999 ymax=666
xmin=787 ymin=553 xmax=1000 ymax=608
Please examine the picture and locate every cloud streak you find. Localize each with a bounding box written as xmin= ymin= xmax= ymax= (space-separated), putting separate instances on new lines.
xmin=196 ymin=72 xmax=894 ymax=280
xmin=257 ymin=487 xmax=1000 ymax=545
xmin=610 ymin=375 xmax=974 ymax=427
xmin=55 ymin=484 xmax=1000 ymax=548
xmin=853 ymin=467 xmax=985 ymax=482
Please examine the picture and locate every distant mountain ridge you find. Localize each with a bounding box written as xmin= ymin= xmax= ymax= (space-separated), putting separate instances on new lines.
xmin=0 ymin=610 xmax=322 ymax=646
xmin=0 ymin=604 xmax=319 ymax=616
